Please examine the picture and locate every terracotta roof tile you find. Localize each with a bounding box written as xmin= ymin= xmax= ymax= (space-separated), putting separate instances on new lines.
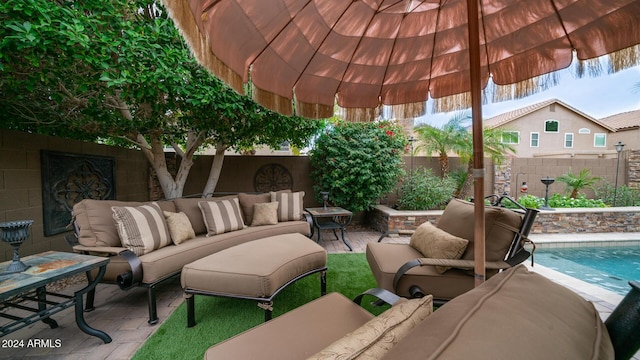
xmin=600 ymin=109 xmax=640 ymax=130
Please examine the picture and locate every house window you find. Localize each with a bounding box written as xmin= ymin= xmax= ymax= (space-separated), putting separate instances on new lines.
xmin=594 ymin=133 xmax=606 ymax=147
xmin=530 ymin=132 xmax=539 ymax=147
xmin=502 ymin=131 xmax=519 ymax=144
xmin=565 ymin=133 xmax=574 ymax=148
xmin=579 ymin=128 xmax=591 ymax=134
xmin=545 ymin=120 xmax=559 ymax=133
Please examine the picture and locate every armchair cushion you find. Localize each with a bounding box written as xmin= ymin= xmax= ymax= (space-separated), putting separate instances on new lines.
xmin=309 ymin=295 xmax=433 ymax=360
xmin=112 ymin=202 xmax=171 ymax=256
xmin=436 ymin=199 xmax=522 ymax=262
xmin=409 ymin=222 xmax=469 ymax=274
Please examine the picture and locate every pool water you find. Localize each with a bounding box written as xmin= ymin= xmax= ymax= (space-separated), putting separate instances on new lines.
xmin=535 ymin=246 xmax=640 ymax=295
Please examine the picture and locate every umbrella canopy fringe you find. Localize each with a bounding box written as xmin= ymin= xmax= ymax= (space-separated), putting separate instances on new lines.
xmin=162 ymin=0 xmax=244 ymax=94
xmin=491 ymin=73 xmax=560 ymax=103
xmin=252 ymin=86 xmax=293 ymax=116
xmin=607 ymin=44 xmax=640 ymax=74
xmin=295 ymin=101 xmax=334 ymax=120
xmin=340 ymin=107 xmax=379 ymax=122
xmin=431 ymin=92 xmax=473 ymax=113
xmin=390 ymin=102 xmax=427 ymax=120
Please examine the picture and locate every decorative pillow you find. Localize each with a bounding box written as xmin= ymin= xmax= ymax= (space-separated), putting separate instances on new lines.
xmin=163 ymin=211 xmax=196 ymax=245
xmin=436 ymin=198 xmax=522 ymax=262
xmin=112 ymin=202 xmax=171 ymax=256
xmin=198 ymin=198 xmax=245 ymax=236
xmin=308 ymin=295 xmax=433 ymax=359
xmin=410 ymin=222 xmax=469 ymax=274
xmin=251 ymin=202 xmax=279 ymax=226
xmin=270 ymin=191 xmax=305 ymax=221
xmin=238 ymin=193 xmax=271 ymax=225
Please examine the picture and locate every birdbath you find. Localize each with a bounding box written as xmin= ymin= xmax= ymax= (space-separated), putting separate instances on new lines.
xmin=320 ymin=192 xmax=329 ymax=210
xmin=0 ymin=220 xmax=34 ymax=275
xmin=540 ymin=177 xmax=555 ymax=210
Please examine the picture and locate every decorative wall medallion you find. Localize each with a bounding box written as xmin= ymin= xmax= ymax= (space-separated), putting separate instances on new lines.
xmin=41 ymin=151 xmax=115 ymax=236
xmin=253 ymin=163 xmax=293 ymax=192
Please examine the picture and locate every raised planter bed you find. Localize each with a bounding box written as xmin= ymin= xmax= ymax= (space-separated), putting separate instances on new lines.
xmin=370 ymin=205 xmax=640 ymax=234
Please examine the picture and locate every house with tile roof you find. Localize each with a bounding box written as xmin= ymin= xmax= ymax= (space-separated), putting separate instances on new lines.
xmin=484 ymin=99 xmax=619 ymax=158
xmin=600 ymin=109 xmax=640 ymax=151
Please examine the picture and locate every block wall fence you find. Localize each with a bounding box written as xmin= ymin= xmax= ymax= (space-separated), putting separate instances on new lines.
xmin=1 ymin=129 xmax=638 ymax=261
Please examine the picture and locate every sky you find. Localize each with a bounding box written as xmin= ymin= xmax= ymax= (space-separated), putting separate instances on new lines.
xmin=414 ymin=64 xmax=640 ymax=128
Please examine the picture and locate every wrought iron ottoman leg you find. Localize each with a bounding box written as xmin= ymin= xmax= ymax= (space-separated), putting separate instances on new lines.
xmin=320 ymin=270 xmax=327 ymax=296
xmin=186 ymin=294 xmax=196 ymax=328
xmin=259 ymin=301 xmax=273 ymax=322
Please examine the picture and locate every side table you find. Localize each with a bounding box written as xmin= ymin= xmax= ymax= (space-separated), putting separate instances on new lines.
xmin=0 ymin=251 xmax=111 ymax=343
xmin=305 ymin=207 xmax=353 ymax=251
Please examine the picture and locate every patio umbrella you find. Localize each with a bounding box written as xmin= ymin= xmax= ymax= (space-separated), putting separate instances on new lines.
xmin=162 ymin=0 xmax=640 ymax=285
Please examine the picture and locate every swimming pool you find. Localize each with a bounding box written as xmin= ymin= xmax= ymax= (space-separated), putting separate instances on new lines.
xmin=535 ymin=246 xmax=640 ymax=295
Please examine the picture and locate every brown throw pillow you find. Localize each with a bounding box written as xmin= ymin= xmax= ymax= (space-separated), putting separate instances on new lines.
xmin=238 ymin=192 xmax=271 ymax=225
xmin=163 ymin=211 xmax=196 ymax=245
xmin=112 ymin=202 xmax=171 ymax=256
xmin=410 ymin=222 xmax=469 ymax=274
xmin=251 ymin=202 xmax=279 ymax=226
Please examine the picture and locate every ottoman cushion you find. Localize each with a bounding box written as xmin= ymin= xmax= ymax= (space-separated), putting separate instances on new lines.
xmin=181 ymin=233 xmax=327 ymax=298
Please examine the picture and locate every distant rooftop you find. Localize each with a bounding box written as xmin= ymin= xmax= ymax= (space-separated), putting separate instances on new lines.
xmin=600 ymin=109 xmax=640 ymax=130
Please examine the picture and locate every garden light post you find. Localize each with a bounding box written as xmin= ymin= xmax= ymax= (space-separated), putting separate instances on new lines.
xmin=614 ymin=141 xmax=625 ymax=207
xmin=540 ymin=177 xmax=555 ymax=210
xmin=409 ymin=136 xmax=415 ymax=192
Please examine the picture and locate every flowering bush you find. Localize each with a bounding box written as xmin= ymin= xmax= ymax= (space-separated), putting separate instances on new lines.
xmin=396 ymin=168 xmax=456 ymax=210
xmin=309 ymin=121 xmax=407 ymax=212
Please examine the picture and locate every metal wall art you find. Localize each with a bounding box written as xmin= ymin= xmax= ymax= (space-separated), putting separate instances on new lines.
xmin=41 ymin=151 xmax=115 ymax=236
xmin=253 ymin=163 xmax=293 ymax=193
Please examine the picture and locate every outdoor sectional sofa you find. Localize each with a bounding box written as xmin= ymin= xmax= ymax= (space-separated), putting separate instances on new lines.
xmin=203 ymin=264 xmax=618 ymax=359
xmin=65 ymin=191 xmax=311 ymax=324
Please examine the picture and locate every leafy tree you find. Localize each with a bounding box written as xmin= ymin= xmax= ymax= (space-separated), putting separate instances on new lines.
xmin=0 ymin=0 xmax=325 ymax=199
xmin=309 ymin=121 xmax=407 ymax=212
xmin=414 ymin=112 xmax=469 ymax=176
xmin=556 ymin=168 xmax=600 ymax=198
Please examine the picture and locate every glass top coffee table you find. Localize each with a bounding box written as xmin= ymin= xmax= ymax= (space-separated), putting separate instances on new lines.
xmin=305 ymin=207 xmax=353 ymax=251
xmin=0 ymin=251 xmax=111 ymax=343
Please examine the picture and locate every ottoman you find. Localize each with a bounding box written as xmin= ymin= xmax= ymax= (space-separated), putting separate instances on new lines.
xmin=181 ymin=233 xmax=327 ymax=326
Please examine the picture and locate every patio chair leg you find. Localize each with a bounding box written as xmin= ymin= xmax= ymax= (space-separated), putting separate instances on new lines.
xmin=147 ymin=285 xmax=158 ymax=325
xmin=186 ymin=294 xmax=196 ymax=328
xmin=320 ymin=270 xmax=327 ymax=296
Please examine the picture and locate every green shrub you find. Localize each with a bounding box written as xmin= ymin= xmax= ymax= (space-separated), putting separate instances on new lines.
xmin=593 ymin=181 xmax=640 ymax=206
xmin=547 ymin=193 xmax=606 ymax=208
xmin=396 ymin=168 xmax=456 ymax=210
xmin=309 ymin=121 xmax=407 ymax=212
xmin=514 ymin=194 xmax=544 ymax=209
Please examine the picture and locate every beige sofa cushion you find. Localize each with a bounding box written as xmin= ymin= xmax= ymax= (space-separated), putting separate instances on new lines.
xmin=271 ymin=191 xmax=305 ymax=221
xmin=112 ymin=202 xmax=171 ymax=256
xmin=410 ymin=222 xmax=468 ymax=274
xmin=309 ymin=295 xmax=433 ymax=360
xmin=251 ymin=202 xmax=279 ymax=226
xmin=436 ymin=199 xmax=522 ymax=262
xmin=381 ymin=265 xmax=614 ymax=360
xmin=238 ymin=193 xmax=271 ymax=225
xmin=163 ymin=211 xmax=195 ymax=245
xmin=198 ymin=198 xmax=246 ymax=236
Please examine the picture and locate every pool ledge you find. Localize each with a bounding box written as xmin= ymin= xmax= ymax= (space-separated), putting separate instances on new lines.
xmin=529 ymin=232 xmax=640 ymax=248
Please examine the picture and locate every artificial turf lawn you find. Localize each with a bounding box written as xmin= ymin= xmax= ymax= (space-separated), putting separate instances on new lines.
xmin=132 ymin=252 xmax=385 ymax=360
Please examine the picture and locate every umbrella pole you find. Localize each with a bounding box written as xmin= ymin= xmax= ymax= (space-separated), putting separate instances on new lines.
xmin=466 ymin=0 xmax=486 ymax=286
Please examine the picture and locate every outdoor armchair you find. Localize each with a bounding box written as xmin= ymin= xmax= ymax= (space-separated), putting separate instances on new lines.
xmin=367 ymin=196 xmax=538 ymax=305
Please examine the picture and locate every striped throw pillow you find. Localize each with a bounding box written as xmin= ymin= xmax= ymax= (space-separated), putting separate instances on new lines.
xmin=198 ymin=198 xmax=246 ymax=236
xmin=270 ymin=191 xmax=305 ymax=221
xmin=112 ymin=202 xmax=171 ymax=256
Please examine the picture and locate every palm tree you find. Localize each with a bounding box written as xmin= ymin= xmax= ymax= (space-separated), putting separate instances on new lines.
xmin=414 ymin=112 xmax=470 ymax=176
xmin=556 ymin=168 xmax=601 ymax=198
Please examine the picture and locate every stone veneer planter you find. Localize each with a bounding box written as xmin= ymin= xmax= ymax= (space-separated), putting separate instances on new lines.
xmin=370 ymin=205 xmax=640 ymax=234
